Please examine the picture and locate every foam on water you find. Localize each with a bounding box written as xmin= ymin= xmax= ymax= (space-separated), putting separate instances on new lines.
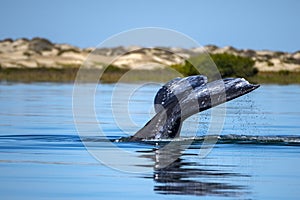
xmin=2 ymin=134 xmax=298 ymax=147
xmin=128 ymin=135 xmax=300 ymax=146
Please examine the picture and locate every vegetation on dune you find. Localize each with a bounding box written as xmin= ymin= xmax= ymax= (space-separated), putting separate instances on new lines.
xmin=170 ymin=53 xmax=258 ymax=79
xmin=1 ymin=53 xmax=300 ymax=84
xmin=210 ymin=53 xmax=258 ymax=77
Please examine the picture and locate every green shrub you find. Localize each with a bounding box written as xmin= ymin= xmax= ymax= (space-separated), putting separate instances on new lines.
xmin=278 ymin=70 xmax=290 ymax=75
xmin=104 ymin=64 xmax=128 ymax=73
xmin=210 ymin=53 xmax=257 ymax=77
xmin=170 ymin=53 xmax=257 ymax=79
xmin=170 ymin=62 xmax=199 ymax=76
xmin=267 ymin=61 xmax=274 ymax=66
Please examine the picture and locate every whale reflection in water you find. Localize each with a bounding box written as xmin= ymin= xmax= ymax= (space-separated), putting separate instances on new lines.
xmin=138 ymin=143 xmax=250 ymax=197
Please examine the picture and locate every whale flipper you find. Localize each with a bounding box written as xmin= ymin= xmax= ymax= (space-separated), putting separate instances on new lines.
xmin=129 ymin=75 xmax=259 ymax=141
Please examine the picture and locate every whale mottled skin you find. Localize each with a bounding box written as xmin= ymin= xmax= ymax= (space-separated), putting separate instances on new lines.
xmin=128 ymin=75 xmax=259 ymax=141
xmin=154 ymin=75 xmax=208 ymax=113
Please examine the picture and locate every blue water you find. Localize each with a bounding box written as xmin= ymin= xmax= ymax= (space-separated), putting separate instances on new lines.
xmin=0 ymin=83 xmax=300 ymax=199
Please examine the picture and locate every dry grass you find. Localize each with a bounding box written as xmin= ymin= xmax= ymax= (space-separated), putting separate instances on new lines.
xmin=0 ymin=67 xmax=181 ymax=83
xmin=1 ymin=67 xmax=300 ymax=84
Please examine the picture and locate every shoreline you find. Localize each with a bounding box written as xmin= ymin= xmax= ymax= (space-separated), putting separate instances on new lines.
xmin=1 ymin=68 xmax=300 ymax=84
xmin=1 ymin=38 xmax=300 ymax=84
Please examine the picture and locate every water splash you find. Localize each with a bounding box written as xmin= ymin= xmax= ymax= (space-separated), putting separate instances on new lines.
xmin=1 ymin=134 xmax=300 ymax=148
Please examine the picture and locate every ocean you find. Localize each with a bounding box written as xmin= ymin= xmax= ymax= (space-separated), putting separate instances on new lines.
xmin=0 ymin=83 xmax=300 ymax=199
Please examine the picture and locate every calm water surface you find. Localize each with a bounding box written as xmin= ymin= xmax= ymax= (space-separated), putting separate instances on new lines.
xmin=0 ymin=83 xmax=300 ymax=199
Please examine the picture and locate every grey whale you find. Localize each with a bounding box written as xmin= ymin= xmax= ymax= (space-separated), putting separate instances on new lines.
xmin=127 ymin=75 xmax=259 ymax=141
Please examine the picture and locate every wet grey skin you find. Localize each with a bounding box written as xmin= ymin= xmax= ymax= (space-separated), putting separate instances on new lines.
xmin=128 ymin=75 xmax=259 ymax=141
